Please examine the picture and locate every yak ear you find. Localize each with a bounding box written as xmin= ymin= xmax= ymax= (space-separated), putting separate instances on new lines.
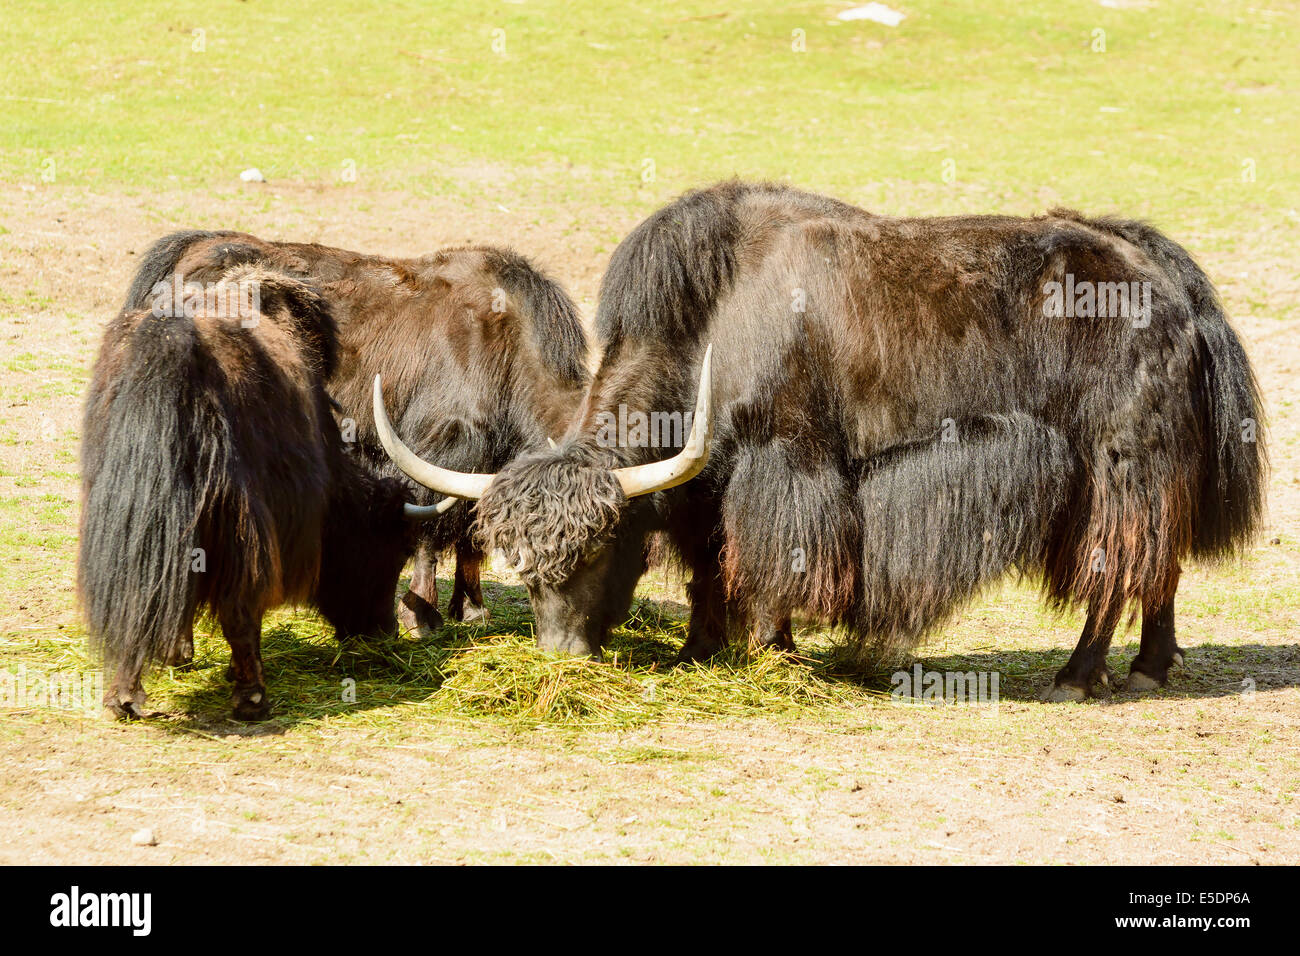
xmin=612 ymin=343 xmax=714 ymax=498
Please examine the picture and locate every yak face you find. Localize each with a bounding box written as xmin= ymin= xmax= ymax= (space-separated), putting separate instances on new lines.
xmin=372 ymin=348 xmax=713 ymax=656
xmin=517 ymin=526 xmax=649 ymax=657
xmin=316 ymin=470 xmax=416 ymax=641
xmin=475 ymin=445 xmax=645 ymax=655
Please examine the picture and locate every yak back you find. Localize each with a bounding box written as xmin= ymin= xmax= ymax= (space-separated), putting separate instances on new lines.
xmin=125 ymin=230 xmax=589 ymax=549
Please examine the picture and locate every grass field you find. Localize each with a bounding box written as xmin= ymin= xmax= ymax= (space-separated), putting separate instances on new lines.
xmin=1 ymin=1 xmax=1297 ymax=863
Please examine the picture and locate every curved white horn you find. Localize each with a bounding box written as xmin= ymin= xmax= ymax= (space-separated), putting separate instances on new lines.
xmin=613 ymin=344 xmax=714 ymax=498
xmin=372 ymin=375 xmax=493 ymax=500
xmin=402 ymin=496 xmax=460 ymax=521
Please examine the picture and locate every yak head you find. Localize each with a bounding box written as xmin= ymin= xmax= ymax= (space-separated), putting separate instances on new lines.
xmin=371 ymin=347 xmax=713 ymax=656
xmin=316 ymin=469 xmax=417 ymax=641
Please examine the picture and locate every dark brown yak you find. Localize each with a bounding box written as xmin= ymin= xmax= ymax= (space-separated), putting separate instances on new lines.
xmin=375 ymin=181 xmax=1266 ymax=699
xmin=80 ymin=268 xmax=414 ymax=719
xmin=120 ymin=230 xmax=587 ymax=632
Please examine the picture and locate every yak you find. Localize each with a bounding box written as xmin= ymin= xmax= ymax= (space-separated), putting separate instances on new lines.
xmin=119 ymin=230 xmax=587 ymax=633
xmin=374 ymin=180 xmax=1266 ymax=700
xmin=80 ymin=267 xmax=415 ymax=719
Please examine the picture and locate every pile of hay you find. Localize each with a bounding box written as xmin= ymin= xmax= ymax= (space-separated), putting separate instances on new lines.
xmin=131 ymin=595 xmax=883 ymax=730
xmin=435 ymin=631 xmax=859 ymax=728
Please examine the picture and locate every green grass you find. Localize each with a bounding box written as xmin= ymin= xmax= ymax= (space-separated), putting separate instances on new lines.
xmin=3 ymin=1 xmax=1297 ymax=234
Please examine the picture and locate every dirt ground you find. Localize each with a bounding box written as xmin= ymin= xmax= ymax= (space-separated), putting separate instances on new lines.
xmin=1 ymin=181 xmax=1296 ymax=864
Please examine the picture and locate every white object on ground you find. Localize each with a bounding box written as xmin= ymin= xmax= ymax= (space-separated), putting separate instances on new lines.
xmin=837 ymin=4 xmax=906 ymax=26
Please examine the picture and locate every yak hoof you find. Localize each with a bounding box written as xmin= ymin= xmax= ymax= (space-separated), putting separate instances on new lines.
xmin=165 ymin=635 xmax=195 ymax=668
xmin=675 ymin=637 xmax=725 ymax=664
xmin=398 ymin=595 xmax=443 ymax=636
xmin=456 ymin=603 xmax=490 ymax=624
xmin=103 ymin=698 xmax=147 ymax=720
xmin=1045 ymin=662 xmax=1117 ymax=702
xmin=396 ymin=602 xmax=418 ymax=634
xmin=232 ymin=688 xmax=271 ymax=722
xmin=1042 ymin=682 xmax=1088 ymax=703
xmin=103 ymin=685 xmax=149 ymax=720
xmin=1124 ymin=670 xmax=1163 ymax=693
xmin=1172 ymin=649 xmax=1185 ymax=668
xmin=398 ymin=609 xmax=441 ymax=642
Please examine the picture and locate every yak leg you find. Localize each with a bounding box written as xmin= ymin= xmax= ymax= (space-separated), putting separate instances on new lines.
xmin=677 ymin=549 xmax=728 ymax=663
xmin=164 ymin=622 xmax=194 ymax=668
xmin=105 ymin=622 xmax=196 ymax=718
xmin=398 ymin=538 xmax=444 ymax=636
xmin=1045 ymin=596 xmax=1122 ymax=702
xmin=1126 ymin=572 xmax=1184 ymax=692
xmin=448 ymin=539 xmax=489 ymax=623
xmin=103 ymin=660 xmax=149 ymax=720
xmin=222 ymin=607 xmax=270 ymax=721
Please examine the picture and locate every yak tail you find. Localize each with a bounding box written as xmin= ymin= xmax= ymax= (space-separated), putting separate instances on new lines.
xmin=1056 ymin=211 xmax=1268 ymax=558
xmin=852 ymin=414 xmax=1079 ymax=657
xmin=78 ymin=315 xmax=263 ymax=680
xmin=1190 ymin=304 xmax=1268 ymax=557
xmin=120 ymin=229 xmax=236 ymax=314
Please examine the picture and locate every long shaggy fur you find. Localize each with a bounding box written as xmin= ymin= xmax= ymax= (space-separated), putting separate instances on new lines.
xmin=1052 ymin=210 xmax=1268 ymax=561
xmin=854 ymin=414 xmax=1077 ymax=653
xmin=596 ymin=180 xmax=861 ymax=348
xmin=476 ymin=444 xmax=624 ymax=585
xmin=80 ymin=267 xmax=411 ymax=706
xmin=81 ymin=313 xmax=230 ymax=676
xmin=722 ymin=442 xmax=862 ymax=623
xmin=721 ymin=323 xmax=861 ymax=622
xmin=120 ymin=229 xmax=238 ymax=314
xmin=484 ymin=246 xmax=588 ymax=386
